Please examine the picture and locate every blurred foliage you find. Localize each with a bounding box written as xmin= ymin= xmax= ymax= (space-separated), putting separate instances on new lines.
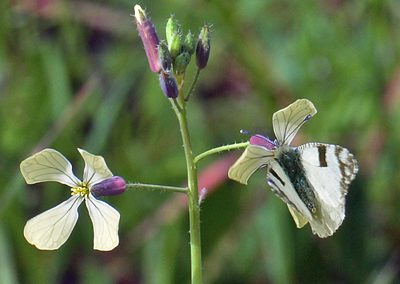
xmin=1 ymin=0 xmax=400 ymax=283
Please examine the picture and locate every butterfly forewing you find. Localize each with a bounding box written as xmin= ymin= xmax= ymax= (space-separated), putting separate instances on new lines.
xmin=273 ymin=99 xmax=317 ymax=146
xmin=298 ymin=143 xmax=358 ymax=237
xmin=299 ymin=143 xmax=357 ymax=206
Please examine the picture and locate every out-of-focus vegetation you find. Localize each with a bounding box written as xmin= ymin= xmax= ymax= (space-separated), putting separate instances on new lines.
xmin=1 ymin=0 xmax=400 ymax=283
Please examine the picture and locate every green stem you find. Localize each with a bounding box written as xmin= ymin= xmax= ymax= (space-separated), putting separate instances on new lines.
xmin=173 ymin=103 xmax=202 ymax=284
xmin=171 ymin=97 xmax=183 ymax=113
xmin=194 ymin=141 xmax=250 ymax=165
xmin=184 ymin=68 xmax=201 ymax=102
xmin=126 ymin=183 xmax=188 ymax=194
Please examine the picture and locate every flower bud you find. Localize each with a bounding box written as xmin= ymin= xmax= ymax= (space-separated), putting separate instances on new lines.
xmin=158 ymin=40 xmax=172 ymax=70
xmin=134 ymin=5 xmax=162 ymax=73
xmin=249 ymin=134 xmax=277 ymax=150
xmin=91 ymin=176 xmax=127 ymax=197
xmin=183 ymin=31 xmax=196 ymax=55
xmin=169 ymin=31 xmax=181 ymax=59
xmin=166 ymin=16 xmax=180 ymax=46
xmin=174 ymin=52 xmax=191 ymax=74
xmin=196 ymin=25 xmax=211 ymax=69
xmin=159 ymin=70 xmax=179 ymax=98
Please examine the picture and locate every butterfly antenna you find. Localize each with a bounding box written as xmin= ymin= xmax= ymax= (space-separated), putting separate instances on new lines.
xmin=240 ymin=129 xmax=253 ymax=135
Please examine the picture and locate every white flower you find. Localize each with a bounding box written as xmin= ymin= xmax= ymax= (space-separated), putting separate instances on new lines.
xmin=20 ymin=148 xmax=120 ymax=251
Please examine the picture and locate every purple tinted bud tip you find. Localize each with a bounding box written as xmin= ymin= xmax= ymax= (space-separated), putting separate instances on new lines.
xmin=134 ymin=5 xmax=162 ymax=73
xmin=249 ymin=134 xmax=277 ymax=150
xmin=159 ymin=70 xmax=179 ymax=99
xmin=196 ymin=25 xmax=211 ymax=69
xmin=91 ymin=176 xmax=127 ymax=197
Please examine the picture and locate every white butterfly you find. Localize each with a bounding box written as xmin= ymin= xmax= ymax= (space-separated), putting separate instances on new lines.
xmin=228 ymin=99 xmax=358 ymax=237
xmin=20 ymin=148 xmax=120 ymax=251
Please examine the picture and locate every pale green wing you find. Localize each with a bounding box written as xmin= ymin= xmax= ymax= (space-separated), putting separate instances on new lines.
xmin=272 ymin=99 xmax=317 ymax=146
xmin=23 ymin=195 xmax=83 ymax=250
xmin=78 ymin=149 xmax=113 ymax=188
xmin=228 ymin=145 xmax=274 ymax=185
xmin=20 ymin=148 xmax=80 ymax=188
xmin=287 ymin=205 xmax=308 ymax=228
xmin=86 ymin=194 xmax=120 ymax=251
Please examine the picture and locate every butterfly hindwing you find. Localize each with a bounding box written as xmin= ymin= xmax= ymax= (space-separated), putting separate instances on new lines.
xmin=266 ymin=160 xmax=314 ymax=221
xmin=272 ymin=99 xmax=317 ymax=146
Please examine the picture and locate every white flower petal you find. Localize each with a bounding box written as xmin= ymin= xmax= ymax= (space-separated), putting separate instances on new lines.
xmin=78 ymin=149 xmax=113 ymax=187
xmin=228 ymin=145 xmax=274 ymax=185
xmin=86 ymin=194 xmax=120 ymax=251
xmin=20 ymin=148 xmax=81 ymax=188
xmin=272 ymin=99 xmax=317 ymax=146
xmin=23 ymin=195 xmax=83 ymax=250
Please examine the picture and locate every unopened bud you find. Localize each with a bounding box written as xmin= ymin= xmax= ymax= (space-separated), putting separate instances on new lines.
xmin=196 ymin=25 xmax=211 ymax=69
xmin=91 ymin=176 xmax=126 ymax=197
xmin=159 ymin=70 xmax=179 ymax=98
xmin=169 ymin=31 xmax=181 ymax=59
xmin=183 ymin=31 xmax=196 ymax=55
xmin=158 ymin=40 xmax=172 ymax=70
xmin=249 ymin=134 xmax=277 ymax=150
xmin=134 ymin=5 xmax=162 ymax=73
xmin=166 ymin=16 xmax=180 ymax=46
xmin=174 ymin=52 xmax=191 ymax=74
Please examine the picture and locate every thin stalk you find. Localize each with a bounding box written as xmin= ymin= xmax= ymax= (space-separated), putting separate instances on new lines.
xmin=184 ymin=68 xmax=201 ymax=102
xmin=126 ymin=183 xmax=188 ymax=194
xmin=173 ymin=104 xmax=202 ymax=284
xmin=194 ymin=141 xmax=250 ymax=165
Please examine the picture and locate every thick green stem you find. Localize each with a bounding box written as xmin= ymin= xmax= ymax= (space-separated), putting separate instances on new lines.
xmin=194 ymin=141 xmax=250 ymax=165
xmin=126 ymin=183 xmax=188 ymax=193
xmin=173 ymin=104 xmax=202 ymax=284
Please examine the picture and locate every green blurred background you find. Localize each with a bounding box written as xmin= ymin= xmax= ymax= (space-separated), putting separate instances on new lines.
xmin=1 ymin=0 xmax=400 ymax=283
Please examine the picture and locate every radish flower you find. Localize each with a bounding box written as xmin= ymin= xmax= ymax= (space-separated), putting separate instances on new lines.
xmin=20 ymin=148 xmax=120 ymax=251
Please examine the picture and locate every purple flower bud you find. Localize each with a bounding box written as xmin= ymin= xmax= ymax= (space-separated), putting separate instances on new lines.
xmin=158 ymin=40 xmax=173 ymax=70
xmin=159 ymin=70 xmax=179 ymax=98
xmin=250 ymin=134 xmax=277 ymax=150
xmin=134 ymin=5 xmax=162 ymax=73
xmin=91 ymin=176 xmax=126 ymax=197
xmin=196 ymin=25 xmax=211 ymax=69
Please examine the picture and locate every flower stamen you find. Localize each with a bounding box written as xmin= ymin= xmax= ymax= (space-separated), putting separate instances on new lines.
xmin=71 ymin=183 xmax=90 ymax=197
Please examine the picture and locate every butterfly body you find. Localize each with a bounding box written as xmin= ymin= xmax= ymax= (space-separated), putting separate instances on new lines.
xmin=228 ymin=99 xmax=358 ymax=237
xmin=273 ymin=146 xmax=317 ymax=214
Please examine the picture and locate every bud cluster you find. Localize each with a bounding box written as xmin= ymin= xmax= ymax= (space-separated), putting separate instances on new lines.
xmin=134 ymin=5 xmax=211 ymax=99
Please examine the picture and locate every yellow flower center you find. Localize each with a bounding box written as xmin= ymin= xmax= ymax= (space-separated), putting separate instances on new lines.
xmin=71 ymin=182 xmax=90 ymax=197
